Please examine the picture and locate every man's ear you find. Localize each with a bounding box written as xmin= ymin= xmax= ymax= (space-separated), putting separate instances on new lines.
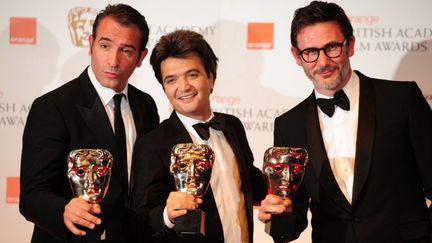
xmin=88 ymin=35 xmax=94 ymax=55
xmin=209 ymin=73 xmax=215 ymax=93
xmin=136 ymin=48 xmax=148 ymax=67
xmin=347 ymin=36 xmax=356 ymax=57
xmin=291 ymin=46 xmax=303 ymax=66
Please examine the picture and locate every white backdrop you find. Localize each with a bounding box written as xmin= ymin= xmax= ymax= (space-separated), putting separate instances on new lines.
xmin=1 ymin=0 xmax=431 ymax=242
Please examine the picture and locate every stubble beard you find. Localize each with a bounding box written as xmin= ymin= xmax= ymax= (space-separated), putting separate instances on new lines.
xmin=305 ymin=59 xmax=351 ymax=92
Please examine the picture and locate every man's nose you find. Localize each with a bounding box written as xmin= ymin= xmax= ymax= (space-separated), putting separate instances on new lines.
xmin=108 ymin=50 xmax=120 ymax=68
xmin=316 ymin=49 xmax=331 ymax=65
xmin=178 ymin=76 xmax=191 ymax=91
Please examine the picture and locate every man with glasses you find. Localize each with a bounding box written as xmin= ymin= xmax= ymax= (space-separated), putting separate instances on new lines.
xmin=258 ymin=1 xmax=432 ymax=243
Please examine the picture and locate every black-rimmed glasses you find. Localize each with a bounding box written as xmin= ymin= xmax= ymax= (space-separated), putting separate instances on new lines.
xmin=298 ymin=39 xmax=348 ymax=63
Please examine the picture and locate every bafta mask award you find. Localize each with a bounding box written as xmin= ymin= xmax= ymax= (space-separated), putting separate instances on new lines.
xmin=67 ymin=149 xmax=113 ymax=240
xmin=262 ymin=147 xmax=308 ymax=240
xmin=170 ymin=143 xmax=215 ymax=236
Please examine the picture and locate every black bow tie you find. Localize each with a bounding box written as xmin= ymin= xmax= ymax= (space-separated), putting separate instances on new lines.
xmin=316 ymin=89 xmax=350 ymax=117
xmin=192 ymin=115 xmax=225 ymax=140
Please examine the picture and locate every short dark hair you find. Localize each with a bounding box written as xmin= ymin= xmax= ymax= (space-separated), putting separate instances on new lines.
xmin=290 ymin=1 xmax=353 ymax=48
xmin=150 ymin=30 xmax=219 ymax=85
xmin=92 ymin=4 xmax=149 ymax=53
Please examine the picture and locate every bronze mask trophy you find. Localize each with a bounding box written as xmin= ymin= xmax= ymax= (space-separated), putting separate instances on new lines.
xmin=262 ymin=147 xmax=308 ymax=241
xmin=67 ymin=149 xmax=113 ymax=241
xmin=170 ymin=143 xmax=215 ymax=236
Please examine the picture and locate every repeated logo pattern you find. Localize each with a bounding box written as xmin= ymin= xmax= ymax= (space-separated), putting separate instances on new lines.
xmin=9 ymin=17 xmax=37 ymax=45
xmin=247 ymin=22 xmax=274 ymax=50
xmin=68 ymin=6 xmax=97 ymax=47
xmin=6 ymin=177 xmax=19 ymax=204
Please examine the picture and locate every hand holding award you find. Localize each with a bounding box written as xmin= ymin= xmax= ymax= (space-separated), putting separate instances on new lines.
xmin=170 ymin=143 xmax=214 ymax=236
xmin=262 ymin=147 xmax=308 ymax=241
xmin=67 ymin=149 xmax=113 ymax=241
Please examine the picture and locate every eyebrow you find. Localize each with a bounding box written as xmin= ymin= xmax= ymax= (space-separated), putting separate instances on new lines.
xmin=185 ymin=69 xmax=200 ymax=75
xmin=302 ymin=40 xmax=344 ymax=50
xmin=164 ymin=68 xmax=201 ymax=80
xmin=98 ymin=37 xmax=137 ymax=50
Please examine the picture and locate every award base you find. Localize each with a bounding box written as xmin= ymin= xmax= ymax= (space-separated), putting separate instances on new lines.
xmin=174 ymin=209 xmax=206 ymax=236
xmin=265 ymin=213 xmax=295 ymax=242
xmin=77 ymin=224 xmax=104 ymax=243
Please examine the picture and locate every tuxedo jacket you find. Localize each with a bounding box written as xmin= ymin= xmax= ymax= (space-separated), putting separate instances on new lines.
xmin=20 ymin=68 xmax=159 ymax=243
xmin=273 ymin=71 xmax=432 ymax=243
xmin=130 ymin=111 xmax=267 ymax=243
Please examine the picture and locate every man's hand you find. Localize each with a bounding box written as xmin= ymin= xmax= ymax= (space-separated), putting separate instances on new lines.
xmin=63 ymin=198 xmax=101 ymax=236
xmin=258 ymin=194 xmax=293 ymax=223
xmin=166 ymin=191 xmax=202 ymax=224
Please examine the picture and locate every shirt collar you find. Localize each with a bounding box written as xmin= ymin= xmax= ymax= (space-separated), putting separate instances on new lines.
xmin=87 ymin=66 xmax=129 ymax=106
xmin=176 ymin=111 xmax=215 ymax=139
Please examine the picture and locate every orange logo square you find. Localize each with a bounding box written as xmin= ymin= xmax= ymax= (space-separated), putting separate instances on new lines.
xmin=6 ymin=177 xmax=20 ymax=204
xmin=10 ymin=17 xmax=37 ymax=45
xmin=247 ymin=22 xmax=274 ymax=50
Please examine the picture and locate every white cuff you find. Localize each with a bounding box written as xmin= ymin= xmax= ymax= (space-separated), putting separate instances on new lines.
xmin=163 ymin=206 xmax=175 ymax=229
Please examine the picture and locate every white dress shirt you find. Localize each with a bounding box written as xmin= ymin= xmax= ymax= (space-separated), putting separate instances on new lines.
xmin=87 ymin=66 xmax=136 ymax=184
xmin=163 ymin=111 xmax=249 ymax=242
xmin=315 ymin=71 xmax=360 ymax=204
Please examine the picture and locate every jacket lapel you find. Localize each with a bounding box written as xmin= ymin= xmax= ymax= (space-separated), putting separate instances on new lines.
xmin=215 ymin=113 xmax=256 ymax=231
xmin=351 ymin=71 xmax=375 ymax=205
xmin=305 ymin=93 xmax=351 ymax=212
xmin=168 ymin=111 xmax=194 ymax=145
xmin=75 ymin=71 xmax=127 ymax=190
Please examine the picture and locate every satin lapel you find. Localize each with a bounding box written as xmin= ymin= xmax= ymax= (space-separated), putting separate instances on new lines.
xmin=305 ymin=93 xmax=351 ymax=212
xmin=351 ymin=72 xmax=375 ymax=204
xmin=75 ymin=74 xmax=126 ymax=189
xmin=305 ymin=94 xmax=325 ymax=181
xmin=168 ymin=112 xmax=194 ymax=146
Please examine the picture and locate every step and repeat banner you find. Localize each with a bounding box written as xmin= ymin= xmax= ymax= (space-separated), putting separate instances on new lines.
xmin=1 ymin=0 xmax=431 ymax=242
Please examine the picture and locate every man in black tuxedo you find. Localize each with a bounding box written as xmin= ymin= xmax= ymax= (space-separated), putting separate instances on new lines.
xmin=258 ymin=1 xmax=432 ymax=243
xmin=19 ymin=4 xmax=159 ymax=243
xmin=130 ymin=30 xmax=267 ymax=243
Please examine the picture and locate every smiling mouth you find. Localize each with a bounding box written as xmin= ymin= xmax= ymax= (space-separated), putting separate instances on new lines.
xmin=316 ymin=67 xmax=337 ymax=77
xmin=178 ymin=93 xmax=197 ymax=100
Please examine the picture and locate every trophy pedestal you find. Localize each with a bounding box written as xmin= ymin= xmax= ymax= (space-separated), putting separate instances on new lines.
xmin=76 ymin=224 xmax=104 ymax=243
xmin=265 ymin=213 xmax=295 ymax=242
xmin=174 ymin=209 xmax=205 ymax=236
xmin=86 ymin=224 xmax=103 ymax=242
